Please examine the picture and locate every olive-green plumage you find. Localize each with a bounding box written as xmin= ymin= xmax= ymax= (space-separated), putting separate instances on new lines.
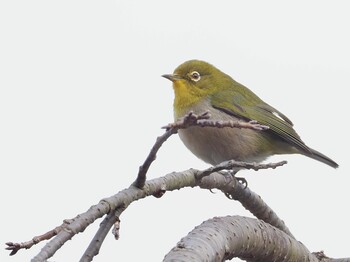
xmin=163 ymin=60 xmax=338 ymax=168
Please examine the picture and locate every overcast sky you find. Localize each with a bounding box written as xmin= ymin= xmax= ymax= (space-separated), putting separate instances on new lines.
xmin=1 ymin=1 xmax=349 ymax=261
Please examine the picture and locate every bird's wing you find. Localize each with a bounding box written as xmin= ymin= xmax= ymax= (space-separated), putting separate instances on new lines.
xmin=210 ymin=88 xmax=311 ymax=153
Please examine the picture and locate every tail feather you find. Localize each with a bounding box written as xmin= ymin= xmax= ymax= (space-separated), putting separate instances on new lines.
xmin=306 ymin=148 xmax=339 ymax=168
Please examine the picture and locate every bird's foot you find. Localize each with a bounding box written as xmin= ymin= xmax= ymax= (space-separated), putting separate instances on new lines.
xmin=227 ymin=170 xmax=248 ymax=189
xmin=235 ymin=176 xmax=248 ymax=189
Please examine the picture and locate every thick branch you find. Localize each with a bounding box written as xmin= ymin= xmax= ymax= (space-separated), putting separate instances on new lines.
xmin=196 ymin=170 xmax=295 ymax=239
xmin=28 ymin=169 xmax=288 ymax=261
xmin=163 ymin=216 xmax=317 ymax=262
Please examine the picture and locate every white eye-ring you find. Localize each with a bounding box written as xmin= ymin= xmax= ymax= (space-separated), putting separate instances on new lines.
xmin=189 ymin=71 xmax=201 ymax=82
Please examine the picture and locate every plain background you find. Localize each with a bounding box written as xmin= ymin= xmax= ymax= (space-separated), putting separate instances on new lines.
xmin=1 ymin=1 xmax=349 ymax=261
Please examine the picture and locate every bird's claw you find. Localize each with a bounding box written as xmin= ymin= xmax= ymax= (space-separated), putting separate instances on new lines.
xmin=235 ymin=176 xmax=248 ymax=188
xmin=227 ymin=170 xmax=248 ymax=189
xmin=5 ymin=242 xmax=21 ymax=256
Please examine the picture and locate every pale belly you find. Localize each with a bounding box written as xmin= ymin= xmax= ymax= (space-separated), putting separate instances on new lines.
xmin=178 ymin=125 xmax=269 ymax=165
xmin=175 ymin=100 xmax=289 ymax=165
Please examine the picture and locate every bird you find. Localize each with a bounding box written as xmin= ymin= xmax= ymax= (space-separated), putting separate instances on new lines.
xmin=162 ymin=59 xmax=338 ymax=168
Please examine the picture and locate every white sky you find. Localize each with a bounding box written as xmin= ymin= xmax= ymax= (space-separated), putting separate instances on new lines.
xmin=1 ymin=1 xmax=349 ymax=261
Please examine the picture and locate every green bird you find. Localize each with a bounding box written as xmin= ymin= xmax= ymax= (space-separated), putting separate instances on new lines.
xmin=162 ymin=60 xmax=338 ymax=168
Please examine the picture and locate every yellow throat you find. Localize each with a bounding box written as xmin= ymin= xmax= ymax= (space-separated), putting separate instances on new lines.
xmin=172 ymin=80 xmax=207 ymax=118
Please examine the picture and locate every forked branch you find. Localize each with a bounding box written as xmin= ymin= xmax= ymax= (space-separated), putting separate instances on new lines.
xmin=134 ymin=111 xmax=269 ymax=188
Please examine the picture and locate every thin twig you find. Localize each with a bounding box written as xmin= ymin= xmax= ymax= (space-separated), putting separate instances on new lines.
xmin=162 ymin=111 xmax=211 ymax=130
xmin=5 ymin=219 xmax=72 ymax=256
xmin=163 ymin=112 xmax=269 ymax=131
xmin=196 ymin=160 xmax=287 ymax=180
xmin=133 ymin=128 xmax=175 ymax=188
xmin=133 ymin=112 xmax=211 ymax=188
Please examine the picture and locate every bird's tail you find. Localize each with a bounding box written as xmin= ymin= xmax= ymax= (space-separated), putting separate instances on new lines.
xmin=305 ymin=148 xmax=339 ymax=168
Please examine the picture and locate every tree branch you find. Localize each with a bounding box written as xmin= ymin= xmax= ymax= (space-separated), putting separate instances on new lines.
xmin=8 ymin=169 xmax=349 ymax=261
xmin=6 ymin=112 xmax=348 ymax=261
xmin=27 ymin=168 xmax=288 ymax=261
xmin=5 ymin=219 xmax=72 ymax=256
xmin=196 ymin=159 xmax=287 ymax=180
xmin=164 ymin=216 xmax=316 ymax=262
xmin=163 ymin=111 xmax=269 ymax=131
xmin=164 ymin=216 xmax=350 ymax=262
xmin=197 ymin=170 xmax=295 ymax=239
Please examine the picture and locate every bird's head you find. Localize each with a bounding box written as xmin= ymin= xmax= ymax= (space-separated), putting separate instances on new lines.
xmin=162 ymin=60 xmax=232 ymax=114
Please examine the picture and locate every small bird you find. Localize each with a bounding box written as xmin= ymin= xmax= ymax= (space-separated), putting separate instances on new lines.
xmin=162 ymin=60 xmax=338 ymax=168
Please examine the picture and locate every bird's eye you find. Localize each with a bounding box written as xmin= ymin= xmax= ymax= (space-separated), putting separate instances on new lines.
xmin=189 ymin=71 xmax=201 ymax=82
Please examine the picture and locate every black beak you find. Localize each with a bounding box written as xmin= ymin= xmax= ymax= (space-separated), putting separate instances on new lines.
xmin=162 ymin=74 xmax=182 ymax=82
